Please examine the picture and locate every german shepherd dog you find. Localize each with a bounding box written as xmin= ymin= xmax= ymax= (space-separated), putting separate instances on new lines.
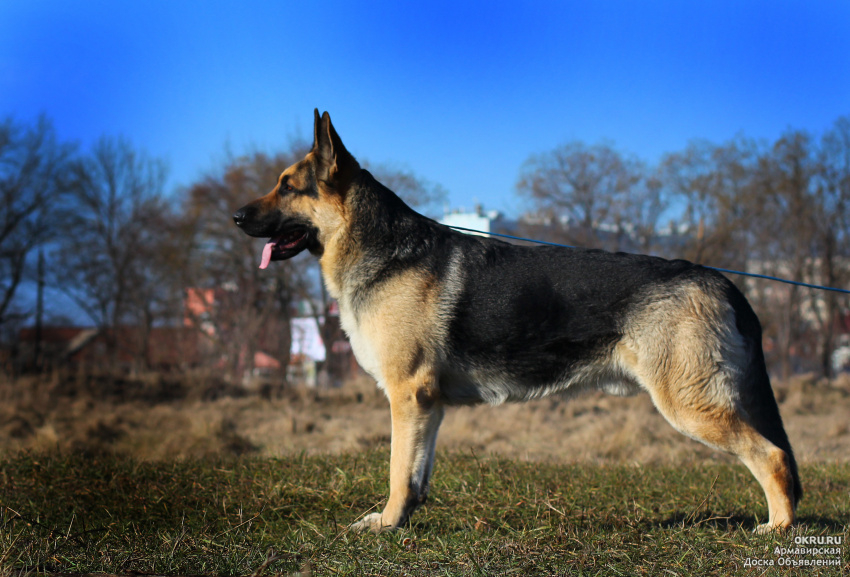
xmin=233 ymin=110 xmax=801 ymax=534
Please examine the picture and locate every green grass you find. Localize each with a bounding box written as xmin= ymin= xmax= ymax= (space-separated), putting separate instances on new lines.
xmin=0 ymin=450 xmax=847 ymax=576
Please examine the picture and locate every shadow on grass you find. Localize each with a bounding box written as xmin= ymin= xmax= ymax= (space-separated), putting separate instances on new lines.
xmin=791 ymin=515 xmax=848 ymax=533
xmin=654 ymin=512 xmax=847 ymax=533
xmin=409 ymin=511 xmax=848 ymax=535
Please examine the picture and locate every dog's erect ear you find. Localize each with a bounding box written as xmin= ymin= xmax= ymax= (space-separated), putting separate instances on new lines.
xmin=312 ymin=110 xmax=359 ymax=189
xmin=312 ymin=108 xmax=321 ymax=150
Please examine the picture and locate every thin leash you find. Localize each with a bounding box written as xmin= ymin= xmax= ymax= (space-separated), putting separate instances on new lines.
xmin=446 ymin=225 xmax=850 ymax=296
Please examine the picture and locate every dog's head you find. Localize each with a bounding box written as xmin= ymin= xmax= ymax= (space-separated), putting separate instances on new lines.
xmin=233 ymin=109 xmax=359 ymax=268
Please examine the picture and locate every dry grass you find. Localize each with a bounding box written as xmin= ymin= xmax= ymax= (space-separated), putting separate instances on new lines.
xmin=1 ymin=371 xmax=849 ymax=465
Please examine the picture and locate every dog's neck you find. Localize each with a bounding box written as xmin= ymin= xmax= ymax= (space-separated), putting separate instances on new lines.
xmin=319 ymin=169 xmax=437 ymax=304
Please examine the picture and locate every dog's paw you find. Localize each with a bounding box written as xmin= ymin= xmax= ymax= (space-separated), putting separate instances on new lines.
xmin=754 ymin=521 xmax=791 ymax=535
xmin=350 ymin=512 xmax=393 ymax=534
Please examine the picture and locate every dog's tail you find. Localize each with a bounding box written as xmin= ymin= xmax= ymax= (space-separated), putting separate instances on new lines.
xmin=744 ymin=352 xmax=803 ymax=506
xmin=730 ymin=283 xmax=802 ymax=506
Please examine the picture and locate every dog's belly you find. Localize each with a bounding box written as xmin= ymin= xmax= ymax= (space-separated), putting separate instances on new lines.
xmin=438 ymin=355 xmax=641 ymax=406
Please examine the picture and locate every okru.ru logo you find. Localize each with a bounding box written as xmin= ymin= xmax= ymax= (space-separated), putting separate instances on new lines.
xmin=743 ymin=535 xmax=844 ymax=569
xmin=793 ymin=536 xmax=843 ymax=546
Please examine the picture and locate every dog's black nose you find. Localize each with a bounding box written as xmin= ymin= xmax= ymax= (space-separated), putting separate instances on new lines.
xmin=233 ymin=209 xmax=246 ymax=227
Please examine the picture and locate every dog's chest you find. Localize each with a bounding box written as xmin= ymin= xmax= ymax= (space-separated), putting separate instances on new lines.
xmin=338 ymin=305 xmax=383 ymax=383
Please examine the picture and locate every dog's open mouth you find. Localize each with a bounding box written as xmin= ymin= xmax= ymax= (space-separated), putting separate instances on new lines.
xmin=259 ymin=229 xmax=310 ymax=269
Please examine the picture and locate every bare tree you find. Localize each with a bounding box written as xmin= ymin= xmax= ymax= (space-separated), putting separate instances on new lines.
xmin=362 ymin=161 xmax=448 ymax=217
xmin=52 ymin=136 xmax=171 ymax=369
xmin=659 ymin=137 xmax=763 ymax=269
xmin=750 ymin=131 xmax=820 ymax=378
xmin=0 ymin=115 xmax=75 ymax=332
xmin=810 ymin=117 xmax=850 ymax=377
xmin=620 ymin=172 xmax=669 ymax=255
xmin=516 ymin=142 xmax=646 ymax=250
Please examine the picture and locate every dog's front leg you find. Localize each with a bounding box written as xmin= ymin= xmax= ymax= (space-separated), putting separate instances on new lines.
xmin=351 ymin=381 xmax=444 ymax=533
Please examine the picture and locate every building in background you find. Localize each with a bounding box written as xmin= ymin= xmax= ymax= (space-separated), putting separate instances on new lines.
xmin=439 ymin=204 xmax=519 ymax=238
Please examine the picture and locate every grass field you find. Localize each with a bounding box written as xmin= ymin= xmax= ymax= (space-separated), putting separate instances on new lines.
xmin=1 ymin=450 xmax=847 ymax=576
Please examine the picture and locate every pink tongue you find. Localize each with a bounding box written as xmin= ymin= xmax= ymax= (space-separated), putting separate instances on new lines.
xmin=259 ymin=240 xmax=275 ymax=269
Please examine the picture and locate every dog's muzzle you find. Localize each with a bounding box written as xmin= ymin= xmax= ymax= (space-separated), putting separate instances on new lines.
xmin=233 ymin=204 xmax=314 ymax=268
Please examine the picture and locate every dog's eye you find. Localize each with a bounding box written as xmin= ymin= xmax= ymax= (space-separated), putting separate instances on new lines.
xmin=280 ymin=183 xmax=295 ymax=194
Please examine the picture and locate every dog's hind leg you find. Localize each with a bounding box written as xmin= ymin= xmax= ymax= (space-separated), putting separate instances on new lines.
xmin=620 ymin=283 xmax=800 ymax=533
xmin=650 ymin=390 xmax=796 ymax=532
xmin=623 ymin=340 xmax=798 ymax=533
xmin=350 ymin=375 xmax=444 ymax=533
xmin=735 ymin=439 xmax=797 ymax=533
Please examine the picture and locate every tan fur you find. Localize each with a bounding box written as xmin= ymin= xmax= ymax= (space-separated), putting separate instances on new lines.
xmin=340 ymin=269 xmax=443 ymax=387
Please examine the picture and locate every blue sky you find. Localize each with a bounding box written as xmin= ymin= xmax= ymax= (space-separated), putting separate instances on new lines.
xmin=2 ymin=0 xmax=849 ymax=217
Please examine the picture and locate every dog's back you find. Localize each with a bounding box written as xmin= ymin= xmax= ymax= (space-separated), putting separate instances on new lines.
xmin=439 ymin=237 xmax=716 ymax=398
